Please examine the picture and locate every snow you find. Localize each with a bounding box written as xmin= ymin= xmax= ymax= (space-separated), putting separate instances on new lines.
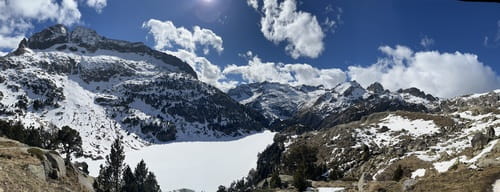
xmin=317 ymin=187 xmax=345 ymax=192
xmin=411 ymin=169 xmax=426 ymax=178
xmin=493 ymin=179 xmax=500 ymax=192
xmin=461 ymin=139 xmax=498 ymax=163
xmin=433 ymin=158 xmax=457 ymax=173
xmin=378 ymin=115 xmax=439 ymax=136
xmin=86 ymin=131 xmax=276 ymax=192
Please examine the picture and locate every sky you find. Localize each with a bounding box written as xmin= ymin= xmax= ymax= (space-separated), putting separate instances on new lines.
xmin=0 ymin=0 xmax=499 ymax=97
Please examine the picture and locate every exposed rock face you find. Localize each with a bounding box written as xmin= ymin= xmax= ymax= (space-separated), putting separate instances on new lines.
xmin=0 ymin=137 xmax=93 ymax=192
xmin=366 ymin=82 xmax=385 ymax=94
xmin=397 ymin=87 xmax=437 ymax=102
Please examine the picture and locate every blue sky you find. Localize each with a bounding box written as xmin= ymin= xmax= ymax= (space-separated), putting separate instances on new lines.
xmin=1 ymin=0 xmax=499 ymax=97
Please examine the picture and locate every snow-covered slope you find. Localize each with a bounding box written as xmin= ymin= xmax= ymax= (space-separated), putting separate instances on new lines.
xmin=229 ymin=81 xmax=439 ymax=131
xmin=0 ymin=25 xmax=266 ymax=158
xmin=227 ymin=82 xmax=326 ymax=123
xmin=243 ymin=89 xmax=500 ymax=191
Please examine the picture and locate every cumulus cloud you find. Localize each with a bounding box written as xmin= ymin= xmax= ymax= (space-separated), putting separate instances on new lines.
xmin=420 ymin=36 xmax=434 ymax=49
xmin=143 ymin=19 xmax=223 ymax=55
xmin=253 ymin=0 xmax=325 ymax=59
xmin=86 ymin=0 xmax=107 ymax=13
xmin=247 ymin=0 xmax=259 ymax=11
xmin=0 ymin=0 xmax=107 ymax=50
xmin=223 ymin=55 xmax=346 ymax=88
xmin=165 ymin=49 xmax=237 ymax=91
xmin=348 ymin=45 xmax=500 ymax=98
xmin=144 ymin=19 xmax=233 ymax=91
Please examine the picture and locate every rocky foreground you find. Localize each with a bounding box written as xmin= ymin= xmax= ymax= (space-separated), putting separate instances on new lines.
xmin=0 ymin=137 xmax=92 ymax=192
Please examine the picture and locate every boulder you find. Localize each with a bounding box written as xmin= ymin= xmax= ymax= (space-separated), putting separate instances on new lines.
xmin=486 ymin=127 xmax=496 ymax=140
xmin=44 ymin=152 xmax=67 ymax=179
xmin=471 ymin=133 xmax=489 ymax=150
xmin=27 ymin=164 xmax=46 ymax=181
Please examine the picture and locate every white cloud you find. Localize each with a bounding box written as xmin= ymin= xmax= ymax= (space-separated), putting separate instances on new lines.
xmin=348 ymin=45 xmax=500 ymax=98
xmin=420 ymin=36 xmax=434 ymax=49
xmin=86 ymin=0 xmax=107 ymax=13
xmin=165 ymin=49 xmax=237 ymax=92
xmin=0 ymin=34 xmax=24 ymax=49
xmin=0 ymin=51 xmax=8 ymax=56
xmin=144 ymin=19 xmax=232 ymax=91
xmin=223 ymin=55 xmax=346 ymax=88
xmin=247 ymin=0 xmax=259 ymax=11
xmin=143 ymin=19 xmax=223 ymax=55
xmin=0 ymin=0 xmax=107 ymax=50
xmin=257 ymin=0 xmax=325 ymax=59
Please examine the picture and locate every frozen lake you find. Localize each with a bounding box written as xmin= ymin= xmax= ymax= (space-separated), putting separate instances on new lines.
xmin=86 ymin=131 xmax=276 ymax=191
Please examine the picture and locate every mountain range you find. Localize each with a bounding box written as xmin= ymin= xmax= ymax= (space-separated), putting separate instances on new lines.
xmin=0 ymin=25 xmax=499 ymax=192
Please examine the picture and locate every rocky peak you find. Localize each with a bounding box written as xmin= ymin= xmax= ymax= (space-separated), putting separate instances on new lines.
xmin=13 ymin=38 xmax=29 ymax=56
xmin=70 ymin=26 xmax=103 ymax=47
xmin=367 ymin=82 xmax=385 ymax=94
xmin=27 ymin=24 xmax=69 ymax=50
xmin=334 ymin=81 xmax=366 ymax=98
xmin=19 ymin=24 xmax=198 ymax=78
xmin=398 ymin=87 xmax=437 ymax=101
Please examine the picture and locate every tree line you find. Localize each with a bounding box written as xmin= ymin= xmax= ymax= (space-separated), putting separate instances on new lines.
xmin=0 ymin=120 xmax=82 ymax=163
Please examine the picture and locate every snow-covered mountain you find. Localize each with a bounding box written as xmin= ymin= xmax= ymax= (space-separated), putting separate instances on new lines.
xmin=234 ymin=88 xmax=500 ymax=191
xmin=229 ymin=80 xmax=438 ymax=131
xmin=227 ymin=81 xmax=326 ymax=124
xmin=0 ymin=25 xmax=266 ymax=158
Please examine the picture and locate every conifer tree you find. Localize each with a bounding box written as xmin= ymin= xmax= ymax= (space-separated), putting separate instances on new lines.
xmin=143 ymin=172 xmax=161 ymax=192
xmin=94 ymin=137 xmax=125 ymax=192
xmin=122 ymin=165 xmax=138 ymax=192
xmin=57 ymin=126 xmax=83 ymax=163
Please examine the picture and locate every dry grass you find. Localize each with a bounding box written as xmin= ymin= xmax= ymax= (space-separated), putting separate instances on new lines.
xmin=412 ymin=166 xmax=500 ymax=192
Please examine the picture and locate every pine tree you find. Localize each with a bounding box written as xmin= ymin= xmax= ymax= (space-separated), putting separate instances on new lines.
xmin=57 ymin=126 xmax=83 ymax=163
xmin=94 ymin=137 xmax=126 ymax=192
xmin=144 ymin=172 xmax=161 ymax=192
xmin=134 ymin=160 xmax=149 ymax=189
xmin=121 ymin=165 xmax=138 ymax=192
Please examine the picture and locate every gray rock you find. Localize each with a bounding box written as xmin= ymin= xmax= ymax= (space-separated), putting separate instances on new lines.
xmin=45 ymin=152 xmax=67 ymax=179
xmin=27 ymin=164 xmax=46 ymax=181
xmin=471 ymin=133 xmax=489 ymax=150
xmin=403 ymin=178 xmax=417 ymax=191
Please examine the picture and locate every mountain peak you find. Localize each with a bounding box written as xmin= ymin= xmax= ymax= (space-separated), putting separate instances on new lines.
xmin=334 ymin=80 xmax=366 ymax=98
xmin=16 ymin=24 xmax=198 ymax=78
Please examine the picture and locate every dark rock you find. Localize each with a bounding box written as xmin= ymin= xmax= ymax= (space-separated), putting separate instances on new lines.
xmin=486 ymin=127 xmax=496 ymax=140
xmin=398 ymin=87 xmax=437 ymax=101
xmin=13 ymin=38 xmax=29 ymax=55
xmin=28 ymin=24 xmax=69 ymax=49
xmin=471 ymin=133 xmax=489 ymax=150
xmin=378 ymin=126 xmax=390 ymax=133
xmin=367 ymin=82 xmax=385 ymax=94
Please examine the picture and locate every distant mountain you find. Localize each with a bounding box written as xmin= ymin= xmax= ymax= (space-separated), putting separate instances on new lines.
xmin=228 ymin=80 xmax=438 ymax=132
xmin=0 ymin=25 xmax=266 ymax=158
xmin=229 ymin=86 xmax=500 ymax=191
xmin=227 ymin=81 xmax=326 ymax=124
